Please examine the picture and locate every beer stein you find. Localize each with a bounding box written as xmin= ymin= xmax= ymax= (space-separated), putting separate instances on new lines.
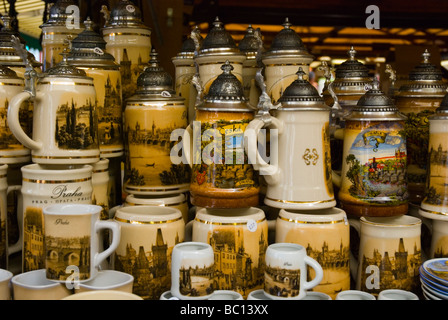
xmin=245 ymin=68 xmax=335 ymax=210
xmin=113 ymin=205 xmax=185 ymax=300
xmin=21 ymin=163 xmax=93 ymax=272
xmin=334 ymin=79 xmax=408 ymax=217
xmin=194 ymin=17 xmax=246 ymax=95
xmin=68 ymin=18 xmax=124 ymax=159
xmin=0 ymin=65 xmax=31 ymax=164
xmin=172 ymin=29 xmax=202 ymax=124
xmin=123 ymin=49 xmax=190 ymax=195
xmin=419 ymin=93 xmax=448 ymax=220
xmin=349 ymin=215 xmax=422 ymax=296
xmin=395 ymin=50 xmax=448 ymax=204
xmin=39 ymin=0 xmax=83 ymax=71
xmin=91 ymin=159 xmax=110 ymax=220
xmin=261 ymin=18 xmax=314 ymax=104
xmin=101 ymin=0 xmax=152 ymax=103
xmin=183 ymin=61 xmax=259 ymax=208
xmin=238 ymin=25 xmax=263 ymax=107
xmin=274 ymin=207 xmax=350 ymax=299
xmin=187 ymin=207 xmax=269 ymax=298
xmin=8 ymin=48 xmax=100 ymax=165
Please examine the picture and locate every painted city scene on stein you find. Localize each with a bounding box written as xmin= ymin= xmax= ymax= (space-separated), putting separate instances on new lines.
xmin=179 ymin=263 xmax=215 ymax=297
xmin=344 ymin=122 xmax=408 ymax=205
xmin=264 ymin=265 xmax=300 ymax=298
xmin=425 ymin=133 xmax=448 ymax=207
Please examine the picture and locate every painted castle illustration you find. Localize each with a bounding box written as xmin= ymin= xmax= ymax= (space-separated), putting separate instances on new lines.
xmin=97 ymin=75 xmax=122 ymax=146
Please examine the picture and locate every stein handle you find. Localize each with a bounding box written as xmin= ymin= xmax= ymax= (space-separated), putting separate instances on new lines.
xmin=348 ymin=218 xmax=361 ymax=280
xmin=184 ymin=220 xmax=194 ymax=242
xmin=7 ymin=91 xmax=42 ymax=151
xmin=331 ymin=128 xmax=345 ymax=188
xmin=94 ymin=219 xmax=121 ymax=269
xmin=107 ymin=205 xmax=122 ymax=219
xmin=303 ymin=256 xmax=324 ymax=291
xmin=244 ymin=117 xmax=283 ymax=186
xmin=6 ymin=185 xmax=22 ymax=255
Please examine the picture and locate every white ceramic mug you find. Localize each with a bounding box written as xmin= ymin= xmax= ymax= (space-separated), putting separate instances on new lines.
xmin=11 ymin=269 xmax=72 ymax=300
xmin=113 ymin=205 xmax=185 ymax=300
xmin=62 ymin=290 xmax=143 ymax=300
xmin=264 ymin=243 xmax=323 ymax=300
xmin=43 ymin=204 xmax=120 ymax=282
xmin=186 ymin=207 xmax=269 ymax=298
xmin=335 ymin=290 xmax=376 ymax=300
xmin=377 ymin=289 xmax=419 ymax=300
xmin=75 ymin=270 xmax=134 ymax=293
xmin=349 ymin=215 xmax=422 ymax=296
xmin=0 ymin=269 xmax=12 ymax=300
xmin=273 ymin=207 xmax=350 ymax=299
xmin=21 ymin=164 xmax=94 ymax=273
xmin=171 ymin=241 xmax=215 ymax=300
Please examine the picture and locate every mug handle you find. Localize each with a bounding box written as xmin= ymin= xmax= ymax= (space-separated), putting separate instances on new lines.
xmin=303 ymin=256 xmax=324 ymax=291
xmin=6 ymin=185 xmax=22 ymax=255
xmin=7 ymin=91 xmax=42 ymax=150
xmin=94 ymin=219 xmax=121 ymax=269
xmin=244 ymin=117 xmax=283 ymax=186
xmin=348 ymin=218 xmax=361 ymax=280
xmin=184 ymin=220 xmax=193 ymax=242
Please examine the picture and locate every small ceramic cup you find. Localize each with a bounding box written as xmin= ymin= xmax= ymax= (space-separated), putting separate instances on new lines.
xmin=62 ymin=290 xmax=143 ymax=300
xmin=11 ymin=269 xmax=72 ymax=300
xmin=301 ymin=291 xmax=332 ymax=300
xmin=377 ymin=289 xmax=419 ymax=300
xmin=246 ymin=289 xmax=273 ymax=300
xmin=264 ymin=243 xmax=324 ymax=300
xmin=75 ymin=270 xmax=134 ymax=293
xmin=0 ymin=269 xmax=13 ymax=300
xmin=208 ymin=290 xmax=244 ymax=300
xmin=335 ymin=290 xmax=376 ymax=300
xmin=171 ymin=242 xmax=214 ymax=300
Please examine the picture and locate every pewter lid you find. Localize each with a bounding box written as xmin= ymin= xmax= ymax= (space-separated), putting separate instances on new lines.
xmin=105 ymin=0 xmax=149 ymax=29
xmin=278 ymin=68 xmax=329 ymax=111
xmin=335 ymin=47 xmax=370 ymax=79
xmin=204 ymin=61 xmax=246 ymax=102
xmin=136 ymin=49 xmax=175 ymax=94
xmin=45 ymin=49 xmax=89 ymax=78
xmin=199 ymin=17 xmax=239 ymax=55
xmin=40 ymin=0 xmax=78 ymax=27
xmin=68 ymin=18 xmax=117 ymax=66
xmin=408 ymin=50 xmax=443 ymax=81
xmin=239 ymin=25 xmax=261 ymax=54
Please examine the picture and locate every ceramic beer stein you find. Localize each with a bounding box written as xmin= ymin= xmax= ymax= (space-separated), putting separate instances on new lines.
xmin=172 ymin=30 xmax=202 ymax=124
xmin=245 ymin=68 xmax=335 ymax=210
xmin=419 ymin=93 xmax=448 ymax=220
xmin=101 ymin=0 xmax=151 ymax=103
xmin=194 ymin=17 xmax=246 ymax=95
xmin=334 ymin=79 xmax=408 ymax=217
xmin=170 ymin=242 xmax=215 ymax=300
xmin=264 ymin=243 xmax=323 ymax=300
xmin=238 ymin=25 xmax=263 ymax=107
xmin=349 ymin=215 xmax=422 ymax=296
xmin=123 ymin=49 xmax=190 ymax=195
xmin=261 ymin=18 xmax=314 ymax=104
xmin=20 ymin=163 xmax=93 ymax=272
xmin=68 ymin=18 xmax=124 ymax=159
xmin=91 ymin=159 xmax=110 ymax=220
xmin=39 ymin=0 xmax=83 ymax=71
xmin=113 ymin=206 xmax=185 ymax=300
xmin=394 ymin=50 xmax=448 ymax=204
xmin=0 ymin=65 xmax=31 ymax=164
xmin=183 ymin=61 xmax=259 ymax=208
xmin=274 ymin=207 xmax=350 ymax=299
xmin=187 ymin=207 xmax=269 ymax=298
xmin=8 ymin=50 xmax=100 ymax=165
xmin=43 ymin=204 xmax=120 ymax=282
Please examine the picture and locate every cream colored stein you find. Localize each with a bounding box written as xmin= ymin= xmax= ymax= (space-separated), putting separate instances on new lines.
xmin=39 ymin=0 xmax=83 ymax=71
xmin=349 ymin=215 xmax=422 ymax=297
xmin=101 ymin=0 xmax=151 ymax=103
xmin=261 ymin=18 xmax=314 ymax=104
xmin=43 ymin=204 xmax=120 ymax=282
xmin=187 ymin=207 xmax=268 ymax=298
xmin=194 ymin=17 xmax=246 ymax=95
xmin=274 ymin=207 xmax=350 ymax=299
xmin=92 ymin=159 xmax=110 ymax=220
xmin=8 ymin=51 xmax=100 ymax=165
xmin=21 ymin=163 xmax=93 ymax=273
xmin=245 ymin=68 xmax=335 ymax=210
xmin=113 ymin=205 xmax=185 ymax=300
